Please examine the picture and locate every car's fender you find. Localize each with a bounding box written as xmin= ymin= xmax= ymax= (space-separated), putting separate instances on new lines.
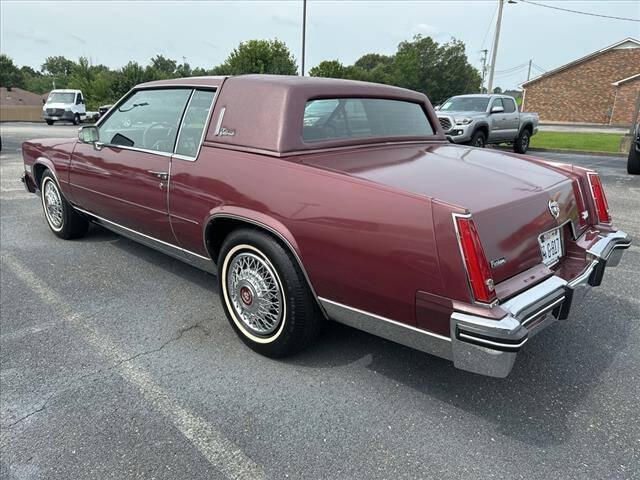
xmin=201 ymin=205 xmax=328 ymax=318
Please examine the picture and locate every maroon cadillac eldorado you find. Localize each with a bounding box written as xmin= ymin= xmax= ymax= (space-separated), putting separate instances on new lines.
xmin=20 ymin=75 xmax=631 ymax=377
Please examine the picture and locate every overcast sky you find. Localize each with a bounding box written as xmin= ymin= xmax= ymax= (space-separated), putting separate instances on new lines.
xmin=1 ymin=0 xmax=639 ymax=90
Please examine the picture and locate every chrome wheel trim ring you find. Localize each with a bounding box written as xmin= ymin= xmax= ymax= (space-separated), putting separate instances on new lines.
xmin=221 ymin=244 xmax=287 ymax=343
xmin=42 ymin=177 xmax=64 ymax=232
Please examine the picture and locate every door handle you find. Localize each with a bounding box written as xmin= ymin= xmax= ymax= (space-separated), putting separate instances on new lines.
xmin=147 ymin=170 xmax=168 ymax=181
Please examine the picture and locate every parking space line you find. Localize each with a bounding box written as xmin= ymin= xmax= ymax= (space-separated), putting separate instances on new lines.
xmin=1 ymin=252 xmax=265 ymax=480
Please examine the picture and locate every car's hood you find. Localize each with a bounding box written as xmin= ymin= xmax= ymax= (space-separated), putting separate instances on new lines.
xmin=25 ymin=137 xmax=77 ymax=153
xmin=43 ymin=102 xmax=72 ymax=110
xmin=436 ymin=110 xmax=485 ymax=118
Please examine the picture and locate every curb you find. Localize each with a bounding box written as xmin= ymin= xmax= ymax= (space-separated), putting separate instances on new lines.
xmin=493 ymin=146 xmax=626 ymax=158
xmin=526 ymin=147 xmax=626 ymax=158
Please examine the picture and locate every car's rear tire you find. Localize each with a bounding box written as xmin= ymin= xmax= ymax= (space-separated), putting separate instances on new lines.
xmin=40 ymin=170 xmax=88 ymax=239
xmin=73 ymin=114 xmax=80 ymax=126
xmin=628 ymin=143 xmax=640 ymax=175
xmin=46 ymin=120 xmax=54 ymax=125
xmin=513 ymin=128 xmax=531 ymax=154
xmin=218 ymin=228 xmax=322 ymax=358
xmin=469 ymin=130 xmax=486 ymax=148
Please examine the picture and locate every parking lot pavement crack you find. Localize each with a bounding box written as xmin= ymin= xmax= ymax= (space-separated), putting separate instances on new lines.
xmin=6 ymin=392 xmax=56 ymax=428
xmin=2 ymin=323 xmax=206 ymax=430
xmin=110 ymin=322 xmax=207 ymax=368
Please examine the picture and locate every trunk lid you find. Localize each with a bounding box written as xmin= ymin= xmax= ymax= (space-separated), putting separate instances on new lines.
xmin=301 ymin=143 xmax=580 ymax=283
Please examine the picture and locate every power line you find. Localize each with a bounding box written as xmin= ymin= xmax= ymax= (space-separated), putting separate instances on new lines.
xmin=520 ymin=0 xmax=640 ymax=22
xmin=480 ymin=2 xmax=500 ymax=51
xmin=494 ymin=63 xmax=529 ymax=74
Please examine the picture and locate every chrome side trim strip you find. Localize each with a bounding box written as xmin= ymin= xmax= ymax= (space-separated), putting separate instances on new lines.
xmin=319 ymin=297 xmax=453 ymax=361
xmin=74 ymin=207 xmax=214 ymax=273
xmin=97 ymin=143 xmax=174 ymax=158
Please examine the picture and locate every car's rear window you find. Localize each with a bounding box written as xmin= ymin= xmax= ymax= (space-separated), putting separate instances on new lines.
xmin=303 ymin=98 xmax=433 ymax=142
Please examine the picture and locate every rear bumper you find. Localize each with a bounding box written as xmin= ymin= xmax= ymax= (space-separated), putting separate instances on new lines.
xmin=450 ymin=229 xmax=632 ymax=377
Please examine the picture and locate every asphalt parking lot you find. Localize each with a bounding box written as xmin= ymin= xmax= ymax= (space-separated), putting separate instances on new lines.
xmin=1 ymin=122 xmax=639 ymax=480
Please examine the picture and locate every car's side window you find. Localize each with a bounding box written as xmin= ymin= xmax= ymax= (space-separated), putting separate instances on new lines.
xmin=503 ymin=98 xmax=516 ymax=113
xmin=491 ymin=98 xmax=504 ymax=111
xmin=99 ymin=89 xmax=192 ymax=154
xmin=76 ymin=93 xmax=83 ymax=105
xmin=175 ymin=89 xmax=216 ymax=158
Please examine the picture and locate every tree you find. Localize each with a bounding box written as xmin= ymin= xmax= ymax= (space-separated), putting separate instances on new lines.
xmin=308 ymin=60 xmax=347 ymax=78
xmin=41 ymin=56 xmax=75 ymax=87
xmin=493 ymin=86 xmax=502 ymax=94
xmin=354 ymin=53 xmax=393 ymax=72
xmin=0 ymin=54 xmax=24 ymax=88
xmin=215 ymin=39 xmax=298 ymax=75
xmin=392 ymin=36 xmax=481 ymax=103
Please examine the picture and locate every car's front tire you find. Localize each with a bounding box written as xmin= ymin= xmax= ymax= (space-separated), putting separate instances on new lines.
xmin=218 ymin=229 xmax=322 ymax=358
xmin=45 ymin=120 xmax=54 ymax=125
xmin=40 ymin=170 xmax=88 ymax=239
xmin=73 ymin=114 xmax=80 ymax=126
xmin=513 ymin=128 xmax=531 ymax=154
xmin=469 ymin=130 xmax=486 ymax=148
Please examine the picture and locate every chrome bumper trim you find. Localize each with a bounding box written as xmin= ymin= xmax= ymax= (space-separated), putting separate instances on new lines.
xmin=450 ymin=229 xmax=631 ymax=378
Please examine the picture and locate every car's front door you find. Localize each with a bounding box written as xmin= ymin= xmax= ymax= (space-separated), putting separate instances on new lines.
xmin=69 ymin=88 xmax=192 ymax=243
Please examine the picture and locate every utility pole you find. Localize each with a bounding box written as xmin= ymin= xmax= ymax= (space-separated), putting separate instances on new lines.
xmin=301 ymin=0 xmax=307 ymax=76
xmin=526 ymin=59 xmax=532 ymax=81
xmin=486 ymin=0 xmax=504 ymax=93
xmin=480 ymin=49 xmax=488 ymax=92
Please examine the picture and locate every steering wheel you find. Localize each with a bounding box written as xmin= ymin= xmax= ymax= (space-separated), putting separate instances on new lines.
xmin=142 ymin=122 xmax=174 ymax=150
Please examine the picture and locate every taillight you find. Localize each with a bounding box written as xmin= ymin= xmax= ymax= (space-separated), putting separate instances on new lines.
xmin=587 ymin=172 xmax=611 ymax=224
xmin=454 ymin=214 xmax=497 ymax=304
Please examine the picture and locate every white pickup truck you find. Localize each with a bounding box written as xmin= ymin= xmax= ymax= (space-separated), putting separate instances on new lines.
xmin=435 ymin=94 xmax=539 ymax=154
xmin=43 ymin=89 xmax=86 ymax=126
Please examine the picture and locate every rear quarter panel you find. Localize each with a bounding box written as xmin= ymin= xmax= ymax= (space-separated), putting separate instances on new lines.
xmin=169 ymin=146 xmax=444 ymax=330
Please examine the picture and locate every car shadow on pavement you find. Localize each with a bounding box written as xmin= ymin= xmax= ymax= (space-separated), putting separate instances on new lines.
xmin=292 ymin=291 xmax=635 ymax=449
xmin=82 ymin=224 xmax=635 ymax=449
xmin=83 ymin=224 xmax=217 ymax=290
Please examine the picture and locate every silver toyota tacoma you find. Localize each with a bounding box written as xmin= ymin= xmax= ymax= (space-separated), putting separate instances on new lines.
xmin=435 ymin=94 xmax=539 ymax=153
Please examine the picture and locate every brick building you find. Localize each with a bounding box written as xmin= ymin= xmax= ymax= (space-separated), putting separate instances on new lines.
xmin=521 ymin=38 xmax=640 ymax=126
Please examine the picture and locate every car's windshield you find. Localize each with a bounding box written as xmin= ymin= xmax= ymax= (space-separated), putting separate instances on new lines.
xmin=440 ymin=97 xmax=489 ymax=112
xmin=47 ymin=92 xmax=76 ymax=104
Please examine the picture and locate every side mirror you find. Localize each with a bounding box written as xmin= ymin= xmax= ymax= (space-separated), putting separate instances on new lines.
xmin=78 ymin=125 xmax=99 ymax=144
xmin=491 ymin=105 xmax=505 ymax=114
xmin=434 ymin=105 xmax=440 ymax=111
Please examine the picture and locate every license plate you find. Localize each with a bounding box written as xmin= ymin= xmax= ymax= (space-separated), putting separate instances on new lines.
xmin=51 ymin=116 xmax=59 ymax=120
xmin=539 ymin=228 xmax=563 ymax=266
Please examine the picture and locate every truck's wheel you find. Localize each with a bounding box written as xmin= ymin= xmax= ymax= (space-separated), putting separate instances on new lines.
xmin=40 ymin=170 xmax=88 ymax=239
xmin=46 ymin=120 xmax=54 ymax=126
xmin=628 ymin=144 xmax=640 ymax=175
xmin=73 ymin=114 xmax=80 ymax=126
xmin=513 ymin=128 xmax=531 ymax=154
xmin=218 ymin=228 xmax=322 ymax=358
xmin=469 ymin=130 xmax=486 ymax=148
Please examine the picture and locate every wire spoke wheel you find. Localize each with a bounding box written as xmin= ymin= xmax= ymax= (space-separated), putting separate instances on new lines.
xmin=42 ymin=178 xmax=63 ymax=230
xmin=226 ymin=251 xmax=284 ymax=336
